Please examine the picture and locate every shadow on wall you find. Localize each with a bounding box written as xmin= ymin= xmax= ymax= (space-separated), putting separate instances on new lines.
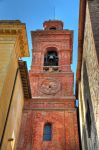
xmin=82 ymin=60 xmax=97 ymax=150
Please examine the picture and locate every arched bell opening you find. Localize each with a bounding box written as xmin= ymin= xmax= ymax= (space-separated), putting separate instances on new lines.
xmin=44 ymin=48 xmax=58 ymax=67
xmin=43 ymin=48 xmax=59 ymax=72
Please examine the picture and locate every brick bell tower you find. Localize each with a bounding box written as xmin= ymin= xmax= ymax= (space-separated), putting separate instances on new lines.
xmin=17 ymin=20 xmax=80 ymax=150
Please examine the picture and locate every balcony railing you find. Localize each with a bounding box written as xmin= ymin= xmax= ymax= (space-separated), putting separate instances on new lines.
xmin=31 ymin=65 xmax=71 ymax=72
xmin=43 ymin=65 xmax=71 ymax=72
xmin=43 ymin=66 xmax=59 ymax=72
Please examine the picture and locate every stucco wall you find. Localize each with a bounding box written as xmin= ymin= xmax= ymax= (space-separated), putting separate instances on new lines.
xmin=1 ymin=71 xmax=24 ymax=150
xmin=0 ymin=36 xmax=24 ymax=150
xmin=0 ymin=38 xmax=17 ymax=142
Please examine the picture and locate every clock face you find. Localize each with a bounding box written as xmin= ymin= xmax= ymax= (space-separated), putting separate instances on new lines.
xmin=40 ymin=78 xmax=61 ymax=95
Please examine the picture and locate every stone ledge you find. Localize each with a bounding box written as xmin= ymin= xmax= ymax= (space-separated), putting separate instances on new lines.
xmin=23 ymin=108 xmax=77 ymax=111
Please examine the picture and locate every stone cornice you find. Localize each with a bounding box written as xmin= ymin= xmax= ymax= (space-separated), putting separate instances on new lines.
xmin=0 ymin=20 xmax=29 ymax=57
xmin=23 ymin=108 xmax=77 ymax=112
xmin=31 ymin=30 xmax=73 ymax=36
xmin=30 ymin=96 xmax=75 ymax=100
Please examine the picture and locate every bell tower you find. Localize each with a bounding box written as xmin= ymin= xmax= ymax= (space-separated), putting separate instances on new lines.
xmin=30 ymin=20 xmax=74 ymax=98
xmin=17 ymin=20 xmax=80 ymax=150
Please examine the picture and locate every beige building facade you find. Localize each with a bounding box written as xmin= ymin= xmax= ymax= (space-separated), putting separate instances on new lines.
xmin=76 ymin=0 xmax=99 ymax=150
xmin=0 ymin=21 xmax=29 ymax=150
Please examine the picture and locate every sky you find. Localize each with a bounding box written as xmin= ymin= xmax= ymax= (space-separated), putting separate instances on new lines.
xmin=0 ymin=0 xmax=79 ymax=94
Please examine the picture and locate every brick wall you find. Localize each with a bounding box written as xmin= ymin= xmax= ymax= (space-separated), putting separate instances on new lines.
xmin=79 ymin=1 xmax=99 ymax=149
xmin=29 ymin=73 xmax=74 ymax=98
xmin=17 ymin=106 xmax=79 ymax=150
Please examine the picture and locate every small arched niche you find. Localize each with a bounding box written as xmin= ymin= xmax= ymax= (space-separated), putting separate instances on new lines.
xmin=44 ymin=47 xmax=58 ymax=67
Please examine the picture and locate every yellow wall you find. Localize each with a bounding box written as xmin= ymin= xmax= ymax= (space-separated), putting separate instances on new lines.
xmin=0 ymin=37 xmax=17 ymax=140
xmin=1 ymin=71 xmax=24 ymax=150
xmin=0 ymin=21 xmax=29 ymax=150
xmin=0 ymin=36 xmax=24 ymax=150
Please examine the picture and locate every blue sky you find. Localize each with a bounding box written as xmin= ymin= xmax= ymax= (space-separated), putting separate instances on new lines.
xmin=0 ymin=0 xmax=79 ymax=93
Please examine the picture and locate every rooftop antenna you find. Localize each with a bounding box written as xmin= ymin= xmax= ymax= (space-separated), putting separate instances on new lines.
xmin=49 ymin=0 xmax=56 ymax=20
xmin=53 ymin=6 xmax=56 ymax=20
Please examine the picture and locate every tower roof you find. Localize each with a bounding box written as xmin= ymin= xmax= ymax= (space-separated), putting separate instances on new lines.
xmin=43 ymin=20 xmax=64 ymax=30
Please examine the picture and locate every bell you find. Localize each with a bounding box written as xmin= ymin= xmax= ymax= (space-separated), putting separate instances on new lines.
xmin=49 ymin=55 xmax=54 ymax=60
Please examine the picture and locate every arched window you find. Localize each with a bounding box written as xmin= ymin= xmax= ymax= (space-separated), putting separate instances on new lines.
xmin=44 ymin=50 xmax=58 ymax=66
xmin=43 ymin=123 xmax=52 ymax=141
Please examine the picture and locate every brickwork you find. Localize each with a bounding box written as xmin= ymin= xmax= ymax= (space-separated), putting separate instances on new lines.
xmin=29 ymin=73 xmax=74 ymax=98
xmin=82 ymin=2 xmax=99 ymax=149
xmin=24 ymin=98 xmax=75 ymax=109
xmin=43 ymin=20 xmax=63 ymax=30
xmin=88 ymin=0 xmax=99 ymax=60
xmin=77 ymin=1 xmax=99 ymax=150
xmin=17 ymin=108 xmax=79 ymax=150
xmin=17 ymin=20 xmax=80 ymax=150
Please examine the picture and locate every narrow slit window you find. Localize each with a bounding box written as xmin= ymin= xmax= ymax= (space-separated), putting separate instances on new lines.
xmin=86 ymin=100 xmax=91 ymax=138
xmin=43 ymin=123 xmax=52 ymax=141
